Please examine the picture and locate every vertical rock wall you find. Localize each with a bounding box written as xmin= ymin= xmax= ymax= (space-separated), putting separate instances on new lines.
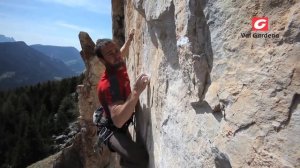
xmin=124 ymin=0 xmax=300 ymax=167
xmin=203 ymin=1 xmax=300 ymax=167
xmin=112 ymin=0 xmax=125 ymax=47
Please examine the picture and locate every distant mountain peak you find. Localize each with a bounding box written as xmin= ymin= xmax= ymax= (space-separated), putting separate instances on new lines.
xmin=31 ymin=44 xmax=76 ymax=49
xmin=0 ymin=34 xmax=16 ymax=42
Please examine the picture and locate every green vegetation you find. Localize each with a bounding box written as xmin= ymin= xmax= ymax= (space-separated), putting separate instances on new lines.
xmin=0 ymin=75 xmax=84 ymax=168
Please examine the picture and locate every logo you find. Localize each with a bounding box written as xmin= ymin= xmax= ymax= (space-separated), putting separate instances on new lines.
xmin=241 ymin=17 xmax=279 ymax=39
xmin=252 ymin=17 xmax=268 ymax=31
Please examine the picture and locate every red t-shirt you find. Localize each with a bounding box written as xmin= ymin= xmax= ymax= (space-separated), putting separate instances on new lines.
xmin=97 ymin=65 xmax=131 ymax=116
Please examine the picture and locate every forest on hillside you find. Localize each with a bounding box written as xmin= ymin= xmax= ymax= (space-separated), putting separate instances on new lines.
xmin=0 ymin=75 xmax=84 ymax=168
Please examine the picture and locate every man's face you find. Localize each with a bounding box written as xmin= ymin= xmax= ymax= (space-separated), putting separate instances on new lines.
xmin=101 ymin=42 xmax=122 ymax=66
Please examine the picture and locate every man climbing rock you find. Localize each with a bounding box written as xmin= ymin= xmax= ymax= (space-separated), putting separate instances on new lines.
xmin=94 ymin=30 xmax=149 ymax=168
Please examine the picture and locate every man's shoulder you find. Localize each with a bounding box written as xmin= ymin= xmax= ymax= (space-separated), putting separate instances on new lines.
xmin=98 ymin=77 xmax=110 ymax=91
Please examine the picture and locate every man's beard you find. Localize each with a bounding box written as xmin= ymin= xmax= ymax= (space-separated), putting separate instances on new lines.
xmin=106 ymin=60 xmax=125 ymax=72
xmin=112 ymin=61 xmax=124 ymax=69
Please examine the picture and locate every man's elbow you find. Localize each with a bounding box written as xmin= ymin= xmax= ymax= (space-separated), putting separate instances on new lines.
xmin=109 ymin=104 xmax=125 ymax=128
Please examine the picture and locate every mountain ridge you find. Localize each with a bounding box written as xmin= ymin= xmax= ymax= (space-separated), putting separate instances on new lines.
xmin=30 ymin=44 xmax=85 ymax=74
xmin=0 ymin=41 xmax=76 ymax=90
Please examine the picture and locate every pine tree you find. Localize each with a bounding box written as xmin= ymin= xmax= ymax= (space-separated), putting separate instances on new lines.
xmin=0 ymin=75 xmax=83 ymax=167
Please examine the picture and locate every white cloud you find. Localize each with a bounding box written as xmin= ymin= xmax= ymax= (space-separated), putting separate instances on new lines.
xmin=0 ymin=0 xmax=112 ymax=50
xmin=55 ymin=21 xmax=94 ymax=33
xmin=0 ymin=18 xmax=80 ymax=49
xmin=37 ymin=0 xmax=111 ymax=14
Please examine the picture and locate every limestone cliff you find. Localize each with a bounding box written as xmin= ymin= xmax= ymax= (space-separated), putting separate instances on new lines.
xmin=124 ymin=0 xmax=300 ymax=167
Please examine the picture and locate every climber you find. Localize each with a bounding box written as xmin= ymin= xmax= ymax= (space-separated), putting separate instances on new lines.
xmin=94 ymin=30 xmax=149 ymax=168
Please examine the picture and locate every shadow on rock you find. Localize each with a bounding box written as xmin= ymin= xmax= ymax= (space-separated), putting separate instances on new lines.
xmin=191 ymin=101 xmax=223 ymax=122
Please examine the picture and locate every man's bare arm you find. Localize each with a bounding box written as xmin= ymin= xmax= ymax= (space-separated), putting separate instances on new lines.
xmin=120 ymin=29 xmax=134 ymax=58
xmin=108 ymin=91 xmax=139 ymax=128
xmin=108 ymin=73 xmax=149 ymax=128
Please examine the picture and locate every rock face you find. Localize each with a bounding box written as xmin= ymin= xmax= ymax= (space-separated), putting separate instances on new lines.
xmin=123 ymin=0 xmax=300 ymax=167
xmin=41 ymin=0 xmax=299 ymax=167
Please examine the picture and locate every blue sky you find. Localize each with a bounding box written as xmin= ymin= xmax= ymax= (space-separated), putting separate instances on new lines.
xmin=0 ymin=0 xmax=112 ymax=50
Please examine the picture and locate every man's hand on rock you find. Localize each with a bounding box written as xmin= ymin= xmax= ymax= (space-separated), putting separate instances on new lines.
xmin=133 ymin=73 xmax=150 ymax=95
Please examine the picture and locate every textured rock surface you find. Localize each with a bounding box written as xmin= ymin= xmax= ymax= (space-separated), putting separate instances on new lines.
xmin=124 ymin=0 xmax=300 ymax=167
xmin=112 ymin=0 xmax=125 ymax=47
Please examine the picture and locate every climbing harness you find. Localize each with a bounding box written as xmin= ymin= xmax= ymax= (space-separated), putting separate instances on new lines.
xmin=93 ymin=106 xmax=114 ymax=154
xmin=92 ymin=106 xmax=134 ymax=154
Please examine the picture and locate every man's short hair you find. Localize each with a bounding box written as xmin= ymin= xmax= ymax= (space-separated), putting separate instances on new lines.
xmin=94 ymin=39 xmax=113 ymax=58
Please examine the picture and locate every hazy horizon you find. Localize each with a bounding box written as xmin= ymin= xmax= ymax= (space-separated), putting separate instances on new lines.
xmin=0 ymin=0 xmax=112 ymax=50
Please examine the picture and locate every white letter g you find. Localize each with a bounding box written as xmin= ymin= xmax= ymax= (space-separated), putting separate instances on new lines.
xmin=254 ymin=19 xmax=267 ymax=30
